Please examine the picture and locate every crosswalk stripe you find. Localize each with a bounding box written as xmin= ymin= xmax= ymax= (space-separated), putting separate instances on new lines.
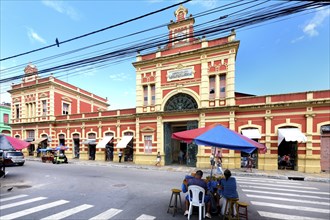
xmin=0 ymin=194 xmax=28 ymax=202
xmin=41 ymin=204 xmax=94 ymax=220
xmin=251 ymin=201 xmax=330 ymax=214
xmin=258 ymin=211 xmax=329 ymax=220
xmin=0 ymin=200 xmax=69 ymax=220
xmin=246 ymin=194 xmax=330 ymax=206
xmin=242 ymin=189 xmax=330 ymax=200
xmin=0 ymin=197 xmax=47 ymax=210
xmin=238 ymin=181 xmax=317 ymax=189
xmin=136 ymin=214 xmax=156 ymax=220
xmin=239 ymin=185 xmax=330 ymax=195
xmin=236 ymin=177 xmax=303 ymax=185
xmin=89 ymin=208 xmax=122 ymax=220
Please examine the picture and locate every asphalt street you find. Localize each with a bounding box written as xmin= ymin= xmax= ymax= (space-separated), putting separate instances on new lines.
xmin=0 ymin=160 xmax=329 ymax=220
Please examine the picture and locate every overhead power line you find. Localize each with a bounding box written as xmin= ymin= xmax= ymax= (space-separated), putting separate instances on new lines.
xmin=0 ymin=0 xmax=191 ymax=62
xmin=0 ymin=1 xmax=328 ymax=85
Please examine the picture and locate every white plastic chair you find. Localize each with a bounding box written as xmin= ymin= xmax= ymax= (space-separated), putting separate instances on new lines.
xmin=187 ymin=185 xmax=205 ymax=220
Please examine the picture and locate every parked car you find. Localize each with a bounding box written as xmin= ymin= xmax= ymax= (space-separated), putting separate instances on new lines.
xmin=4 ymin=151 xmax=25 ymax=166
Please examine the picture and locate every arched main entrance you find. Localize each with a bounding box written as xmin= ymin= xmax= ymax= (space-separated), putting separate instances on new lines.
xmin=164 ymin=93 xmax=198 ymax=111
xmin=163 ymin=93 xmax=199 ymax=167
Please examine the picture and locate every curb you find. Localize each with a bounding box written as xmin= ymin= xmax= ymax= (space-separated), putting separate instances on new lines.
xmin=26 ymin=158 xmax=330 ymax=183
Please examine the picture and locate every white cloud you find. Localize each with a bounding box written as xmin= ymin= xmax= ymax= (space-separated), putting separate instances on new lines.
xmin=188 ymin=0 xmax=217 ymax=9
xmin=0 ymin=92 xmax=11 ymax=104
xmin=109 ymin=72 xmax=133 ymax=81
xmin=291 ymin=36 xmax=304 ymax=44
xmin=26 ymin=28 xmax=47 ymax=44
xmin=148 ymin=0 xmax=217 ymax=9
xmin=303 ymin=7 xmax=330 ymax=37
xmin=42 ymin=0 xmax=80 ymax=20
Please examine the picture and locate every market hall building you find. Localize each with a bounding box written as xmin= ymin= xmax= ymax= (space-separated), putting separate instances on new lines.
xmin=8 ymin=5 xmax=330 ymax=173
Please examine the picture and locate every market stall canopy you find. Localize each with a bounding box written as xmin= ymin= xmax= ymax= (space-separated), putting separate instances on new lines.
xmin=82 ymin=139 xmax=97 ymax=145
xmin=241 ymin=129 xmax=261 ymax=139
xmin=278 ymin=128 xmax=307 ymax=146
xmin=24 ymin=137 xmax=34 ymax=142
xmin=31 ymin=138 xmax=47 ymax=145
xmin=0 ymin=134 xmax=30 ymax=150
xmin=96 ymin=136 xmax=113 ymax=148
xmin=38 ymin=147 xmax=53 ymax=152
xmin=116 ymin=136 xmax=133 ymax=149
xmin=0 ymin=134 xmax=15 ymax=151
xmin=53 ymin=146 xmax=69 ymax=151
xmin=172 ymin=124 xmax=267 ymax=154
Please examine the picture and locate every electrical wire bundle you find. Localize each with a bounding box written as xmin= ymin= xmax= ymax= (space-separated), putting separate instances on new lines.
xmin=0 ymin=0 xmax=328 ymax=92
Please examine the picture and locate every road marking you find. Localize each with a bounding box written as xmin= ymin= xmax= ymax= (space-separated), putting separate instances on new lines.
xmin=251 ymin=201 xmax=330 ymax=214
xmin=0 ymin=200 xmax=69 ymax=220
xmin=41 ymin=204 xmax=93 ymax=220
xmin=258 ymin=211 xmax=329 ymax=220
xmin=238 ymin=181 xmax=317 ymax=189
xmin=242 ymin=189 xmax=330 ymax=200
xmin=236 ymin=177 xmax=303 ymax=185
xmin=0 ymin=194 xmax=28 ymax=202
xmin=89 ymin=208 xmax=122 ymax=220
xmin=0 ymin=197 xmax=47 ymax=210
xmin=239 ymin=185 xmax=330 ymax=195
xmin=136 ymin=214 xmax=156 ymax=220
xmin=246 ymin=194 xmax=330 ymax=206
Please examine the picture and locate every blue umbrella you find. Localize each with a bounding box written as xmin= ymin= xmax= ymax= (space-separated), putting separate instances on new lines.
xmin=53 ymin=146 xmax=69 ymax=151
xmin=172 ymin=124 xmax=266 ymax=154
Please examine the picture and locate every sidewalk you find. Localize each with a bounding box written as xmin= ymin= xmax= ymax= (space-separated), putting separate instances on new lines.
xmin=26 ymin=157 xmax=330 ymax=183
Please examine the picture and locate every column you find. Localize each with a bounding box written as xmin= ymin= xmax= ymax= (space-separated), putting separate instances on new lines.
xmin=200 ymin=55 xmax=209 ymax=108
xmin=263 ymin=115 xmax=274 ymax=171
xmin=305 ymin=113 xmax=318 ymax=173
xmin=226 ymin=51 xmax=236 ymax=106
xmin=147 ymin=84 xmax=151 ymax=106
xmin=215 ymin=74 xmax=220 ymax=102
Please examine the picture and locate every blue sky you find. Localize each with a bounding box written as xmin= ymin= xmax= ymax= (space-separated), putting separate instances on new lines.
xmin=0 ymin=0 xmax=329 ymax=110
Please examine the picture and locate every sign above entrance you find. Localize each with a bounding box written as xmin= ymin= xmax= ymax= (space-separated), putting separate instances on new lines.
xmin=167 ymin=67 xmax=194 ymax=81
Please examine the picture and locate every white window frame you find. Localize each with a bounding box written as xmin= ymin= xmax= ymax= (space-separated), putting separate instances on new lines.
xmin=144 ymin=135 xmax=152 ymax=154
xmin=62 ymin=102 xmax=70 ymax=115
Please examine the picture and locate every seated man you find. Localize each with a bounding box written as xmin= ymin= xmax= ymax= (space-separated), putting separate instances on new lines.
xmin=183 ymin=170 xmax=212 ymax=219
xmin=219 ymin=169 xmax=239 ymax=216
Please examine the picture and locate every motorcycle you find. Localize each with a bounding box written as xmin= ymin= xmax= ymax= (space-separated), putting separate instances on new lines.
xmin=52 ymin=150 xmax=68 ymax=164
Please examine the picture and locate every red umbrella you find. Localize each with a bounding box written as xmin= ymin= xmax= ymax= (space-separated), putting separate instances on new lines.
xmin=0 ymin=134 xmax=30 ymax=150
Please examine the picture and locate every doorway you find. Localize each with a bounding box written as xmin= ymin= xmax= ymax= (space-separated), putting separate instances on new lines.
xmin=164 ymin=121 xmax=198 ymax=167
xmin=278 ymin=141 xmax=297 ymax=170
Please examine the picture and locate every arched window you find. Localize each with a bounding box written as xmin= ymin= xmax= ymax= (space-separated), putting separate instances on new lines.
xmin=164 ymin=93 xmax=198 ymax=111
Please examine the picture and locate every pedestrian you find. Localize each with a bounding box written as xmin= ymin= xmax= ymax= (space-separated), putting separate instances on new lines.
xmin=245 ymin=154 xmax=253 ymax=172
xmin=155 ymin=152 xmax=161 ymax=166
xmin=178 ymin=150 xmax=184 ymax=164
xmin=216 ymin=149 xmax=222 ymax=164
xmin=105 ymin=143 xmax=111 ymax=161
xmin=118 ymin=151 xmax=122 ymax=163
xmin=210 ymin=153 xmax=215 ymax=167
